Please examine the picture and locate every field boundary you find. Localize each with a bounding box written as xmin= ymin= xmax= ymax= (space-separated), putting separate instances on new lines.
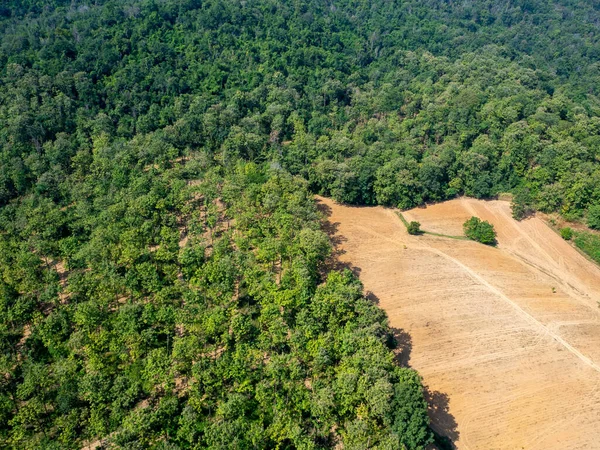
xmin=396 ymin=211 xmax=469 ymax=240
xmin=540 ymin=215 xmax=600 ymax=267
xmin=322 ymin=196 xmax=600 ymax=449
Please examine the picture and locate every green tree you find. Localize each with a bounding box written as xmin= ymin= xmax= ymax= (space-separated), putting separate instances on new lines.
xmin=463 ymin=217 xmax=497 ymax=245
xmin=587 ymin=204 xmax=600 ymax=230
xmin=374 ymin=158 xmax=423 ymax=210
xmin=512 ymin=188 xmax=534 ymax=220
xmin=407 ymin=221 xmax=421 ymax=235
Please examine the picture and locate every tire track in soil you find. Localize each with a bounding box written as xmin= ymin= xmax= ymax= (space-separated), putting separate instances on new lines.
xmin=353 ymin=223 xmax=600 ymax=373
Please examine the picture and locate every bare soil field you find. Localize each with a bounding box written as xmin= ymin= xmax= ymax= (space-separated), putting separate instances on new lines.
xmin=317 ymin=196 xmax=600 ymax=450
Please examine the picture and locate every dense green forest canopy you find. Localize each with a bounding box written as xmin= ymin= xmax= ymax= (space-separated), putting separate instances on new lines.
xmin=2 ymin=0 xmax=600 ymax=215
xmin=2 ymin=0 xmax=600 ymax=448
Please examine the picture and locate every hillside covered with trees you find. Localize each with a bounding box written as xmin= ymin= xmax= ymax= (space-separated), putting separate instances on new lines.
xmin=1 ymin=0 xmax=600 ymax=448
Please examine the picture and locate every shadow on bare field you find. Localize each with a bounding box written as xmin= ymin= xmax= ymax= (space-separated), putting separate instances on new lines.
xmin=365 ymin=290 xmax=380 ymax=305
xmin=391 ymin=326 xmax=412 ymax=366
xmin=317 ymin=197 xmax=361 ymax=277
xmin=425 ymin=388 xmax=460 ymax=449
xmin=391 ymin=325 xmax=459 ymax=448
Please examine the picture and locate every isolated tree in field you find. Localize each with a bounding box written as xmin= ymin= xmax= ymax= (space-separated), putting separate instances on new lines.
xmin=463 ymin=217 xmax=496 ymax=245
xmin=407 ymin=221 xmax=421 ymax=235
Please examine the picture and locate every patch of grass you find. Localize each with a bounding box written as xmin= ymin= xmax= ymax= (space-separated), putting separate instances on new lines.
xmin=573 ymin=231 xmax=600 ymax=265
xmin=397 ymin=212 xmax=469 ymax=240
xmin=396 ymin=211 xmax=410 ymax=227
xmin=422 ymin=230 xmax=470 ymax=240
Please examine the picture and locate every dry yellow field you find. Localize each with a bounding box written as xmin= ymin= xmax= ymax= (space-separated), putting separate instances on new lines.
xmin=317 ymin=196 xmax=600 ymax=450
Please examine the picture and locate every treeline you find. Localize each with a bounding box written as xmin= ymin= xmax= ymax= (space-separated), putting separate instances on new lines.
xmin=2 ymin=0 xmax=600 ymax=219
xmin=2 ymin=0 xmax=600 ymax=447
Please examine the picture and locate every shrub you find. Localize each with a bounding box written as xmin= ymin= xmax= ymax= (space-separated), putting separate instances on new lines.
xmin=560 ymin=227 xmax=573 ymax=240
xmin=407 ymin=221 xmax=421 ymax=235
xmin=587 ymin=204 xmax=600 ymax=230
xmin=463 ymin=216 xmax=497 ymax=245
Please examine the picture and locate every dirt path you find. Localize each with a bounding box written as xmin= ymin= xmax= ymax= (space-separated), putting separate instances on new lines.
xmin=318 ymin=196 xmax=600 ymax=450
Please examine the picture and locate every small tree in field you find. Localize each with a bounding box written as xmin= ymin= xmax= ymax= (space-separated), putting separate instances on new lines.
xmin=407 ymin=221 xmax=421 ymax=235
xmin=560 ymin=227 xmax=573 ymax=240
xmin=463 ymin=216 xmax=496 ymax=245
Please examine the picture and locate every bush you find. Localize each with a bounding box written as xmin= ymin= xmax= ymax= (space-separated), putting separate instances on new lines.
xmin=560 ymin=227 xmax=573 ymax=240
xmin=407 ymin=221 xmax=421 ymax=235
xmin=463 ymin=216 xmax=497 ymax=245
xmin=587 ymin=204 xmax=600 ymax=230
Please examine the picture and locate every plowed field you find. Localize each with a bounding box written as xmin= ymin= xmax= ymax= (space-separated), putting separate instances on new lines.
xmin=318 ymin=196 xmax=600 ymax=450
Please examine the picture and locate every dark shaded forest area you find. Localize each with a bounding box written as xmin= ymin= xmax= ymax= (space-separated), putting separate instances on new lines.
xmin=1 ymin=0 xmax=600 ymax=448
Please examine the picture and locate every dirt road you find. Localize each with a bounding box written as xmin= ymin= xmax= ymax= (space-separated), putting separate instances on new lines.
xmin=318 ymin=196 xmax=600 ymax=450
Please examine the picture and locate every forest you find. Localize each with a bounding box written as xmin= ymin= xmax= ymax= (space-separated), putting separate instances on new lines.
xmin=1 ymin=0 xmax=600 ymax=448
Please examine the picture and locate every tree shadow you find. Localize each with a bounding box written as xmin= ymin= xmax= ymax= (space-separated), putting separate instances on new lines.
xmin=365 ymin=290 xmax=380 ymax=305
xmin=390 ymin=326 xmax=412 ymax=367
xmin=424 ymin=387 xmax=460 ymax=449
xmin=316 ymin=197 xmax=362 ymax=277
xmin=389 ymin=324 xmax=459 ymax=447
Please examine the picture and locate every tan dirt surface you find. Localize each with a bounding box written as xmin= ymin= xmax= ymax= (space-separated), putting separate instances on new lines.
xmin=317 ymin=196 xmax=600 ymax=450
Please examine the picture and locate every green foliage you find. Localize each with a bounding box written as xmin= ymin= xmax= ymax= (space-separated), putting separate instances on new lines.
xmin=0 ymin=160 xmax=433 ymax=448
xmin=374 ymin=158 xmax=423 ymax=210
xmin=511 ymin=188 xmax=535 ymax=221
xmin=574 ymin=232 xmax=600 ymax=265
xmin=587 ymin=205 xmax=600 ymax=230
xmin=3 ymin=0 xmax=600 ymax=446
xmin=407 ymin=221 xmax=422 ymax=235
xmin=463 ymin=217 xmax=497 ymax=245
xmin=0 ymin=0 xmax=599 ymax=217
xmin=560 ymin=227 xmax=573 ymax=240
